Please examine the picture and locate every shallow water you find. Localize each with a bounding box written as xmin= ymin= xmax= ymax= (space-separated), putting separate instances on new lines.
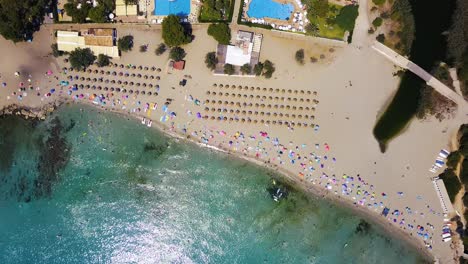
xmin=0 ymin=104 xmax=426 ymax=263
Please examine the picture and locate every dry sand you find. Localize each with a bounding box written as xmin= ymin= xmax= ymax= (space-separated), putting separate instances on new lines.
xmin=0 ymin=21 xmax=465 ymax=263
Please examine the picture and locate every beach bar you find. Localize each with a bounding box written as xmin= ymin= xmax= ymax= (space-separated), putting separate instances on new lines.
xmin=56 ymin=29 xmax=120 ymax=58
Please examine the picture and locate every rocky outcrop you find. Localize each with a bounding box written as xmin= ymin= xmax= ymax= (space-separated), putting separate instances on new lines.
xmin=0 ymin=101 xmax=62 ymax=121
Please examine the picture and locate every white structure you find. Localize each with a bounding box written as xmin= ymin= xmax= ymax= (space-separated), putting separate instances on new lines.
xmin=56 ymin=29 xmax=119 ymax=58
xmin=433 ymin=178 xmax=455 ymax=214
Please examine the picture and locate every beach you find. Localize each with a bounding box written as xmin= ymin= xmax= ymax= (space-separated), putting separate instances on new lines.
xmin=0 ymin=17 xmax=465 ymax=263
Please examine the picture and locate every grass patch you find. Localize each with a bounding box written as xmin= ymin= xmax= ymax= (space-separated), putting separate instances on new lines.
xmin=307 ymin=3 xmax=346 ymax=40
xmin=199 ymin=0 xmax=235 ymax=22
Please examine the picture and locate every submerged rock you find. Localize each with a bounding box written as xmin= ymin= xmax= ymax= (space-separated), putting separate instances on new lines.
xmin=34 ymin=117 xmax=71 ymax=198
xmin=355 ymin=220 xmax=371 ymax=234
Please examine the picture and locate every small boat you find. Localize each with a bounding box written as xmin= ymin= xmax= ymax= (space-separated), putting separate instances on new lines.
xmin=442 ymin=233 xmax=451 ymax=239
xmin=147 ymin=120 xmax=152 ymax=127
xmin=442 ymin=237 xmax=452 ymax=242
xmin=141 ymin=118 xmax=146 ymax=124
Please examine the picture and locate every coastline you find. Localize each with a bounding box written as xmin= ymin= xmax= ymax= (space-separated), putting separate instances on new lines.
xmin=0 ymin=100 xmax=434 ymax=263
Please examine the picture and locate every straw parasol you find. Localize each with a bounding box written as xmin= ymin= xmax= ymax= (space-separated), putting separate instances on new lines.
xmin=211 ymin=100 xmax=216 ymax=104
xmin=116 ymin=87 xmax=121 ymax=92
xmin=242 ymin=110 xmax=246 ymax=115
xmin=156 ymin=76 xmax=160 ymax=80
xmin=219 ymin=92 xmax=223 ymax=96
xmin=212 ymin=92 xmax=217 ymax=96
xmin=292 ymin=106 xmax=297 ymax=110
xmin=281 ymin=89 xmax=286 ymax=93
xmin=122 ymin=89 xmax=127 ymax=93
xmin=294 ymin=90 xmax=298 ymax=94
xmin=144 ymin=66 xmax=149 ymax=71
xmin=110 ymin=87 xmax=115 ymax=92
xmin=299 ymin=98 xmax=304 ymax=102
xmin=147 ymin=91 xmax=152 ymax=95
xmin=229 ymin=109 xmax=234 ymax=113
xmin=135 ymin=90 xmax=140 ymax=95
xmin=210 ymin=116 xmax=215 ymax=120
xmin=218 ymin=100 xmax=222 ymax=104
xmin=219 ymin=84 xmax=224 ymax=88
xmin=129 ymin=89 xmax=134 ymax=94
xmin=157 ymin=68 xmax=161 ymax=72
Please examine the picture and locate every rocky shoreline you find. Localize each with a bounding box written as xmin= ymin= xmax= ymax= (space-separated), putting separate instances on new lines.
xmin=0 ymin=101 xmax=63 ymax=121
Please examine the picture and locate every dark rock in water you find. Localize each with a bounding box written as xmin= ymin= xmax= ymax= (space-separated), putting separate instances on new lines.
xmin=64 ymin=119 xmax=76 ymax=133
xmin=355 ymin=220 xmax=371 ymax=234
xmin=34 ymin=117 xmax=71 ymax=198
xmin=143 ymin=142 xmax=168 ymax=157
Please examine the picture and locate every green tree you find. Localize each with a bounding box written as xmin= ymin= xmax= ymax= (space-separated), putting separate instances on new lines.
xmin=439 ymin=169 xmax=462 ymax=202
xmin=88 ymin=5 xmax=107 ymax=23
xmin=311 ymin=0 xmax=329 ymax=18
xmin=376 ymin=33 xmax=386 ymax=43
xmin=372 ymin=0 xmax=386 ymax=6
xmin=263 ymin=60 xmax=275 ymax=79
xmin=51 ymin=44 xmax=63 ymax=57
xmin=118 ymin=35 xmax=134 ymax=52
xmin=205 ymin=52 xmax=218 ymax=70
xmin=224 ymin=64 xmax=235 ymax=75
xmin=335 ymin=5 xmax=359 ymax=31
xmin=372 ymin=17 xmax=383 ymax=27
xmin=69 ymin=48 xmax=96 ymax=70
xmin=162 ymin=15 xmax=191 ymax=47
xmin=0 ymin=0 xmax=47 ymax=42
xmin=64 ymin=1 xmax=92 ymax=23
xmin=305 ymin=23 xmax=319 ymax=36
xmin=295 ymin=49 xmax=305 ymax=64
xmin=240 ymin=63 xmax=251 ymax=74
xmin=169 ymin=47 xmax=186 ymax=61
xmin=253 ymin=62 xmax=264 ymax=76
xmin=155 ymin=43 xmax=167 ymax=55
xmin=207 ymin=23 xmax=231 ymax=44
xmin=96 ymin=54 xmax=110 ymax=67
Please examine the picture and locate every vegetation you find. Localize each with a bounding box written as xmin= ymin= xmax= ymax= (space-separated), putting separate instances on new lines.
xmin=372 ymin=17 xmax=383 ymax=27
xmin=447 ymin=151 xmax=462 ymax=169
xmin=69 ymin=48 xmax=96 ymax=70
xmin=439 ymin=169 xmax=462 ymax=203
xmin=200 ymin=0 xmax=232 ymax=21
xmin=162 ymin=15 xmax=191 ymax=47
xmin=64 ymin=0 xmax=114 ymax=23
xmin=139 ymin=45 xmax=148 ymax=53
xmin=389 ymin=0 xmax=415 ymax=55
xmin=118 ymin=35 xmax=134 ymax=52
xmin=51 ymin=44 xmax=64 ymax=57
xmin=169 ymin=47 xmax=186 ymax=61
xmin=0 ymin=0 xmax=47 ymax=42
xmin=96 ymin=54 xmax=110 ymax=67
xmin=415 ymin=64 xmax=457 ymax=121
xmin=262 ymin=60 xmax=276 ymax=79
xmin=446 ymin=0 xmax=468 ymax=99
xmin=376 ymin=33 xmax=386 ymax=43
xmin=253 ymin=62 xmax=263 ymax=76
xmin=372 ymin=0 xmax=386 ymax=5
xmin=207 ymin=23 xmax=231 ymax=44
xmin=240 ymin=63 xmax=251 ymax=75
xmin=205 ymin=52 xmax=218 ymax=70
xmin=303 ymin=1 xmax=358 ymax=40
xmin=155 ymin=43 xmax=167 ymax=56
xmin=224 ymin=64 xmax=235 ymax=75
xmin=335 ymin=5 xmax=359 ymax=32
xmin=295 ymin=49 xmax=305 ymax=64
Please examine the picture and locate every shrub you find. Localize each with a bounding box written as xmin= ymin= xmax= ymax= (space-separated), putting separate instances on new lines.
xmin=305 ymin=23 xmax=319 ymax=36
xmin=139 ymin=45 xmax=148 ymax=52
xmin=96 ymin=54 xmax=110 ymax=67
xmin=118 ymin=35 xmax=134 ymax=52
xmin=447 ymin=151 xmax=462 ymax=169
xmin=311 ymin=0 xmax=329 ymax=18
xmin=372 ymin=17 xmax=383 ymax=27
xmin=64 ymin=1 xmax=92 ymax=23
xmin=155 ymin=43 xmax=167 ymax=55
xmin=88 ymin=5 xmax=107 ymax=23
xmin=253 ymin=62 xmax=263 ymax=76
xmin=240 ymin=63 xmax=251 ymax=74
xmin=224 ymin=64 xmax=235 ymax=75
xmin=372 ymin=0 xmax=386 ymax=6
xmin=51 ymin=44 xmax=63 ymax=57
xmin=295 ymin=49 xmax=305 ymax=64
xmin=335 ymin=5 xmax=359 ymax=32
xmin=162 ymin=15 xmax=191 ymax=47
xmin=69 ymin=48 xmax=96 ymax=70
xmin=205 ymin=52 xmax=218 ymax=70
xmin=263 ymin=60 xmax=275 ymax=79
xmin=376 ymin=33 xmax=386 ymax=43
xmin=169 ymin=47 xmax=186 ymax=61
xmin=439 ymin=169 xmax=462 ymax=203
xmin=207 ymin=23 xmax=231 ymax=44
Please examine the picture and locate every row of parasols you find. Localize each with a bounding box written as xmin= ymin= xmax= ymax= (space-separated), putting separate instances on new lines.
xmin=66 ymin=72 xmax=161 ymax=80
xmin=198 ymin=115 xmax=316 ymax=128
xmin=203 ymin=107 xmax=316 ymax=120
xmin=205 ymin=91 xmax=319 ymax=104
xmin=212 ymin=83 xmax=318 ymax=96
xmin=70 ymin=83 xmax=159 ymax=96
xmin=63 ymin=64 xmax=162 ymax=72
xmin=67 ymin=76 xmax=161 ymax=88
xmin=204 ymin=101 xmax=316 ymax=112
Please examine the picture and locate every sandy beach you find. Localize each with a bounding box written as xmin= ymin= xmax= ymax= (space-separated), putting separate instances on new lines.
xmin=0 ymin=10 xmax=465 ymax=262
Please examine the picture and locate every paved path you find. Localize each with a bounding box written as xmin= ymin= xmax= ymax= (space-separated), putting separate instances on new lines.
xmin=449 ymin=68 xmax=463 ymax=96
xmin=372 ymin=41 xmax=468 ymax=113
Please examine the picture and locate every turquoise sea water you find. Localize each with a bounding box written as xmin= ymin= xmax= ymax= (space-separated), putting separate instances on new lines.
xmin=0 ymin=104 xmax=426 ymax=263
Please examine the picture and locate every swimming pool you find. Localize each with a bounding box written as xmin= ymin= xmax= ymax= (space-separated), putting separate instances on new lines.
xmin=154 ymin=0 xmax=191 ymax=16
xmin=247 ymin=0 xmax=294 ymax=20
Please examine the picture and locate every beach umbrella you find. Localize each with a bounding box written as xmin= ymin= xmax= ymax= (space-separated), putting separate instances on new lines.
xmin=156 ymin=76 xmax=160 ymax=80
xmin=144 ymin=66 xmax=149 ymax=71
xmin=50 ymin=88 xmax=56 ymax=93
xmin=157 ymin=68 xmax=161 ymax=72
xmin=131 ymin=73 xmax=136 ymax=77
